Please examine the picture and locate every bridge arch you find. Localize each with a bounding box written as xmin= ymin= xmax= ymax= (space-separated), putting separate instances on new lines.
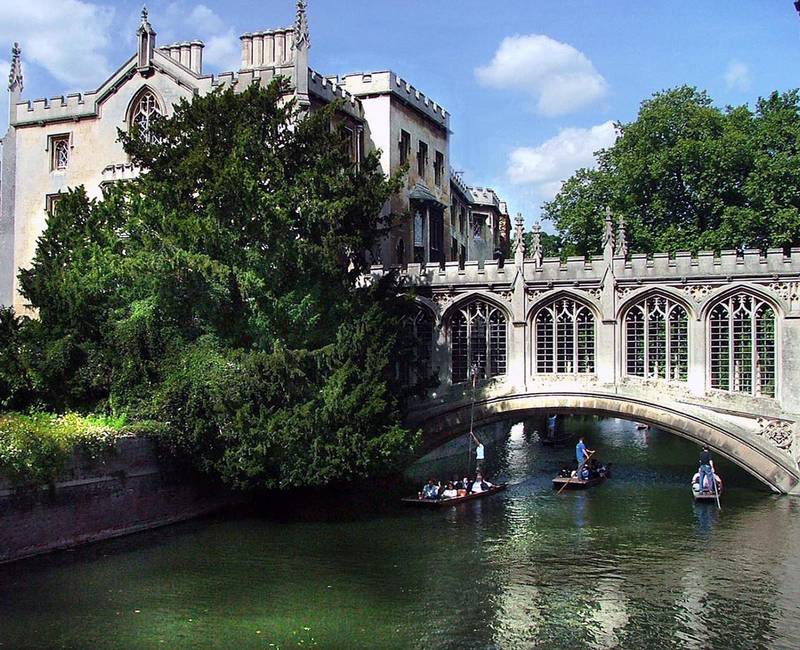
xmin=441 ymin=290 xmax=513 ymax=323
xmin=698 ymin=282 xmax=786 ymax=320
xmin=615 ymin=285 xmax=696 ymax=321
xmin=525 ymin=288 xmax=602 ymax=322
xmin=410 ymin=388 xmax=800 ymax=494
xmin=411 ymin=295 xmax=438 ymax=322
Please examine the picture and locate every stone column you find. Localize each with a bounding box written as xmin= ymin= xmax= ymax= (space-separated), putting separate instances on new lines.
xmin=779 ymin=315 xmax=800 ymax=415
xmin=433 ymin=312 xmax=451 ymax=392
xmin=687 ymin=315 xmax=706 ymax=395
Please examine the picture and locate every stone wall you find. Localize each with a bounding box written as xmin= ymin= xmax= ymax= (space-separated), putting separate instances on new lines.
xmin=0 ymin=436 xmax=231 ymax=564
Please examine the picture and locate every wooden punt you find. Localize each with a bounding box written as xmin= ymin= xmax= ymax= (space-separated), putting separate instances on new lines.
xmin=692 ymin=475 xmax=723 ymax=502
xmin=693 ymin=490 xmax=721 ymax=502
xmin=552 ymin=475 xmax=607 ymax=490
xmin=401 ymin=483 xmax=507 ymax=506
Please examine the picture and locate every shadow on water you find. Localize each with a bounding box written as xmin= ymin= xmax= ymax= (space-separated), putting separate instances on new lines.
xmin=0 ymin=415 xmax=796 ymax=650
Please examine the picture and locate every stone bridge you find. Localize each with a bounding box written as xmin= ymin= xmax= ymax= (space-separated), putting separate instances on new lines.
xmin=371 ymin=214 xmax=800 ymax=494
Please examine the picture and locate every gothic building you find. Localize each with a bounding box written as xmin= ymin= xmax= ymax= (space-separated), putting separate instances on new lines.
xmin=0 ymin=2 xmax=508 ymax=312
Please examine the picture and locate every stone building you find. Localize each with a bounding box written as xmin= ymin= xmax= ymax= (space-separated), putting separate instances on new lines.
xmin=0 ymin=1 xmax=507 ymax=311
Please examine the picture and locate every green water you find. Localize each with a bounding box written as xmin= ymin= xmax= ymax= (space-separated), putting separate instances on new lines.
xmin=2 ymin=416 xmax=800 ymax=649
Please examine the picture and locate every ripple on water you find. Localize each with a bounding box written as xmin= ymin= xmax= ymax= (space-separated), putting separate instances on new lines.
xmin=0 ymin=416 xmax=798 ymax=649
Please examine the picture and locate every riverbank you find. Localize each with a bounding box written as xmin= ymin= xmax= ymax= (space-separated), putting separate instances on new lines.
xmin=0 ymin=435 xmax=234 ymax=564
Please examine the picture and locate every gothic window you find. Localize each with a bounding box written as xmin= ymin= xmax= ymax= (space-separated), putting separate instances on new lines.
xmin=395 ymin=238 xmax=405 ymax=266
xmin=533 ymin=298 xmax=595 ymax=374
xmin=50 ymin=135 xmax=70 ymax=171
xmin=417 ymin=141 xmax=428 ymax=177
xmin=129 ymin=89 xmax=161 ymax=141
xmin=400 ymin=307 xmax=434 ymax=384
xmin=399 ymin=130 xmax=411 ymax=166
xmin=434 ymin=151 xmax=444 ymax=187
xmin=450 ymin=300 xmax=507 ymax=383
xmin=709 ymin=294 xmax=776 ymax=397
xmin=45 ymin=193 xmax=63 ymax=217
xmin=625 ymin=295 xmax=688 ymax=381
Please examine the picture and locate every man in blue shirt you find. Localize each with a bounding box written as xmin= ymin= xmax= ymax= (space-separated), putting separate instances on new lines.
xmin=576 ymin=437 xmax=594 ymax=467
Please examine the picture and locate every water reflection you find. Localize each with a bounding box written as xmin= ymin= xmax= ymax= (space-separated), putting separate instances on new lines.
xmin=0 ymin=416 xmax=797 ymax=649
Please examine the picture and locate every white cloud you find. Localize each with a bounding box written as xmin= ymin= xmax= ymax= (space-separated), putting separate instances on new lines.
xmin=475 ymin=34 xmax=608 ymax=116
xmin=725 ymin=60 xmax=751 ymax=92
xmin=161 ymin=3 xmax=240 ymax=72
xmin=507 ymin=121 xmax=617 ymax=201
xmin=0 ymin=0 xmax=113 ymax=88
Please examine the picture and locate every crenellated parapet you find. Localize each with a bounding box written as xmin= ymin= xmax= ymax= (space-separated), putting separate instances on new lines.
xmin=338 ymin=71 xmax=449 ymax=129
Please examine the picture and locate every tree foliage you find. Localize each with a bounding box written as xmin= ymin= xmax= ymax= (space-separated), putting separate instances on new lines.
xmin=5 ymin=80 xmax=423 ymax=489
xmin=543 ymin=86 xmax=800 ymax=255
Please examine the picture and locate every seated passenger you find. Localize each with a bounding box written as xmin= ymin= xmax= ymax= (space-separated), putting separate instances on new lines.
xmin=421 ymin=479 xmax=440 ymax=500
xmin=442 ymin=482 xmax=458 ymax=499
xmin=580 ymin=466 xmax=590 ymax=480
xmin=471 ymin=473 xmax=493 ymax=493
xmin=558 ymin=466 xmax=571 ymax=478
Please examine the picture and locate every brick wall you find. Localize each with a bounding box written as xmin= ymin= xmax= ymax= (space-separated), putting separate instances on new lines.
xmin=0 ymin=436 xmax=231 ymax=563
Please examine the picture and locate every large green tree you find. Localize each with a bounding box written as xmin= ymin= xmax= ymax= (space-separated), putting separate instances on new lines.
xmin=8 ymin=79 xmax=423 ymax=489
xmin=543 ymin=86 xmax=800 ymax=255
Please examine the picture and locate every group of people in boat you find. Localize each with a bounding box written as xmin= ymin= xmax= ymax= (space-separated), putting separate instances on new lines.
xmin=555 ymin=436 xmax=610 ymax=481
xmin=557 ymin=457 xmax=610 ymax=481
xmin=419 ymin=472 xmax=495 ymax=500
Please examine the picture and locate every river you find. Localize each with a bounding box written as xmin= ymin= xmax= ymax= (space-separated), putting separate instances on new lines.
xmin=1 ymin=416 xmax=799 ymax=649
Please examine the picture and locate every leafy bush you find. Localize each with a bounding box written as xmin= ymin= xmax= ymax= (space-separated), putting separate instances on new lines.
xmin=0 ymin=412 xmax=125 ymax=486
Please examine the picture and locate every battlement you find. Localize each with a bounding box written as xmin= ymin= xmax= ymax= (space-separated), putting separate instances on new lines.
xmin=450 ymin=170 xmax=473 ymax=202
xmin=468 ymin=186 xmax=502 ymax=209
xmin=308 ymin=70 xmax=361 ymax=110
xmin=370 ymin=246 xmax=800 ymax=289
xmin=15 ymin=90 xmax=97 ymax=124
xmin=337 ymin=71 xmax=449 ymax=129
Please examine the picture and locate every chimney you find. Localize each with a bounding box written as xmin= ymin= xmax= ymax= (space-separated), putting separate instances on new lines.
xmin=160 ymin=40 xmax=204 ymax=75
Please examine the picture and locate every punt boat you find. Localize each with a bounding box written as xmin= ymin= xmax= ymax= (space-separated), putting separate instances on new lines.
xmin=552 ymin=475 xmax=607 ymax=490
xmin=401 ymin=483 xmax=507 ymax=506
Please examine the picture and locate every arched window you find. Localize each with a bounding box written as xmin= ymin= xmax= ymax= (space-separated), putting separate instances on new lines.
xmin=450 ymin=301 xmax=507 ymax=383
xmin=399 ymin=307 xmax=434 ymax=384
xmin=533 ymin=298 xmax=595 ymax=374
xmin=709 ymin=294 xmax=776 ymax=397
xmin=129 ymin=89 xmax=161 ymax=141
xmin=625 ymin=295 xmax=688 ymax=381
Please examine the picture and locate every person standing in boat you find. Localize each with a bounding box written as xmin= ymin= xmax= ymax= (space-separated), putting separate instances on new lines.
xmin=698 ymin=446 xmax=716 ymax=493
xmin=471 ymin=432 xmax=485 ymax=471
xmin=576 ymin=437 xmax=594 ymax=468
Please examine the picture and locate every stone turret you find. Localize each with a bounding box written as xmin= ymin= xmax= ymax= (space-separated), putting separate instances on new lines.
xmin=137 ymin=7 xmax=157 ymax=73
xmin=531 ymin=222 xmax=542 ymax=269
xmin=7 ymin=42 xmax=22 ymax=126
xmin=514 ymin=214 xmax=525 ymax=268
xmin=294 ymin=0 xmax=310 ymax=110
xmin=603 ymin=207 xmax=615 ymax=266
xmin=616 ymin=213 xmax=628 ymax=259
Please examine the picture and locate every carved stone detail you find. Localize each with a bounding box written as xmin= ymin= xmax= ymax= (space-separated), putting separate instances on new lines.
xmin=756 ymin=418 xmax=794 ymax=454
xmin=432 ymin=292 xmax=452 ymax=308
xmin=616 ymin=286 xmax=636 ymax=300
xmin=766 ymin=281 xmax=800 ymax=309
xmin=498 ymin=290 xmax=513 ymax=303
xmin=582 ymin=287 xmax=602 ymax=301
xmin=526 ymin=288 xmax=544 ymax=301
xmin=683 ymin=284 xmax=714 ymax=302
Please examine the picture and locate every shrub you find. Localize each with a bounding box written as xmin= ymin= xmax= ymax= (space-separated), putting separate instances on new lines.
xmin=0 ymin=412 xmax=125 ymax=486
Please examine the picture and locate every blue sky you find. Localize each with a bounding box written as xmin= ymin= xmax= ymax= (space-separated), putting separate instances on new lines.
xmin=2 ymin=0 xmax=800 ymax=227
